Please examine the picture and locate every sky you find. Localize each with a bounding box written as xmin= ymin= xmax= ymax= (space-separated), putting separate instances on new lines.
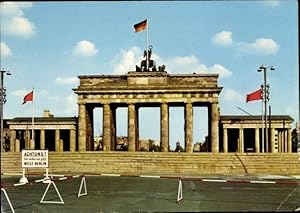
xmin=1 ymin=1 xmax=299 ymax=150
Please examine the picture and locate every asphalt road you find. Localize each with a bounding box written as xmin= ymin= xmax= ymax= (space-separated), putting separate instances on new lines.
xmin=1 ymin=175 xmax=300 ymax=212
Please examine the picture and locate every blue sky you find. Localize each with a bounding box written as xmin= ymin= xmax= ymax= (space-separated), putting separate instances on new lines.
xmin=1 ymin=1 xmax=298 ymax=150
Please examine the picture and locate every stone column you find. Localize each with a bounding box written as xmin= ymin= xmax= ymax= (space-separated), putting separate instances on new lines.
xmin=40 ymin=129 xmax=45 ymax=150
xmin=185 ymin=102 xmax=193 ymax=153
xmin=110 ymin=106 xmax=117 ymax=151
xmin=78 ymin=104 xmax=87 ymax=151
xmin=10 ymin=130 xmax=16 ymax=152
xmin=239 ymin=127 xmax=244 ymax=153
xmin=135 ymin=106 xmax=139 ymax=151
xmin=278 ymin=130 xmax=281 ymax=153
xmin=59 ymin=139 xmax=64 ymax=152
xmin=281 ymin=130 xmax=285 ymax=152
xmin=211 ymin=102 xmax=219 ymax=153
xmin=223 ymin=128 xmax=228 ymax=153
xmin=70 ymin=129 xmax=76 ymax=152
xmin=128 ymin=104 xmax=136 ymax=152
xmin=160 ymin=103 xmax=169 ymax=152
xmin=103 ymin=104 xmax=111 ymax=151
xmin=55 ymin=129 xmax=60 ymax=152
xmin=15 ymin=139 xmax=20 ymax=152
xmin=270 ymin=128 xmax=275 ymax=153
xmin=284 ymin=129 xmax=288 ymax=153
xmin=29 ymin=139 xmax=35 ymax=150
xmin=282 ymin=129 xmax=287 ymax=153
xmin=287 ymin=128 xmax=292 ymax=153
xmin=25 ymin=129 xmax=30 ymax=149
xmin=255 ymin=128 xmax=260 ymax=153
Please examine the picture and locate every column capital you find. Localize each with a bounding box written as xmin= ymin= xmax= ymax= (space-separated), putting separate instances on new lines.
xmin=126 ymin=102 xmax=136 ymax=105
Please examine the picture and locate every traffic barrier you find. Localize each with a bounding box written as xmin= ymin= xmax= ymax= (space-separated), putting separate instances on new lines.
xmin=176 ymin=178 xmax=183 ymax=203
xmin=174 ymin=176 xmax=300 ymax=203
xmin=87 ymin=172 xmax=300 ymax=203
xmin=1 ymin=188 xmax=15 ymax=213
xmin=40 ymin=175 xmax=87 ymax=204
xmin=1 ymin=174 xmax=87 ymax=212
xmin=2 ymin=172 xmax=299 ymax=207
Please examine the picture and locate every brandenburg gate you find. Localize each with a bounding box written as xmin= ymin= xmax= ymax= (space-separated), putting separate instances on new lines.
xmin=73 ymin=49 xmax=222 ymax=153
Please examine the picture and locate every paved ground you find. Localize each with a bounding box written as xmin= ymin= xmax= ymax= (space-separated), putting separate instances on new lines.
xmin=1 ymin=174 xmax=300 ymax=212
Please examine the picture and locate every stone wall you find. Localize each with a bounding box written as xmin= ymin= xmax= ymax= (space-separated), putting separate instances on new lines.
xmin=1 ymin=152 xmax=299 ymax=176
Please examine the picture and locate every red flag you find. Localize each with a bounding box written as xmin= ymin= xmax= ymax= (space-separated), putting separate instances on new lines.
xmin=23 ymin=90 xmax=33 ymax=104
xmin=134 ymin=19 xmax=147 ymax=32
xmin=246 ymin=89 xmax=262 ymax=103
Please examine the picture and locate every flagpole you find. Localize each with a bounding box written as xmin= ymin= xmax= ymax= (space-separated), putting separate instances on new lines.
xmin=31 ymin=88 xmax=34 ymax=148
xmin=146 ymin=18 xmax=149 ymax=71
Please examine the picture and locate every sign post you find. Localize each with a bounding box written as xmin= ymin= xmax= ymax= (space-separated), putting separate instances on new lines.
xmin=20 ymin=150 xmax=49 ymax=183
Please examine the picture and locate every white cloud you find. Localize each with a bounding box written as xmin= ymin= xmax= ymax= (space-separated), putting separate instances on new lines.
xmin=221 ymin=88 xmax=244 ymax=102
xmin=212 ymin=31 xmax=233 ymax=46
xmin=1 ymin=2 xmax=35 ymax=38
xmin=207 ymin=64 xmax=232 ymax=78
xmin=73 ymin=40 xmax=98 ymax=57
xmin=164 ymin=55 xmax=206 ymax=73
xmin=237 ymin=38 xmax=279 ymax=55
xmin=0 ymin=2 xmax=32 ymax=17
xmin=55 ymin=76 xmax=78 ymax=85
xmin=0 ymin=42 xmax=12 ymax=57
xmin=112 ymin=46 xmax=143 ymax=74
xmin=111 ymin=47 xmax=232 ymax=78
xmin=11 ymin=89 xmax=28 ymax=97
xmin=4 ymin=16 xmax=36 ymax=38
xmin=160 ymin=55 xmax=232 ymax=78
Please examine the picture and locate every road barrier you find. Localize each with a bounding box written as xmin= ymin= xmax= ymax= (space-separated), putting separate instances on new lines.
xmin=86 ymin=172 xmax=300 ymax=203
xmin=1 ymin=174 xmax=87 ymax=213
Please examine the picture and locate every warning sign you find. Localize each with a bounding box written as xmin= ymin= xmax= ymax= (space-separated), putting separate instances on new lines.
xmin=22 ymin=150 xmax=48 ymax=168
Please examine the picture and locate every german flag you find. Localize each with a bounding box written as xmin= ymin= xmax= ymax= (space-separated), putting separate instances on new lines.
xmin=134 ymin=19 xmax=147 ymax=32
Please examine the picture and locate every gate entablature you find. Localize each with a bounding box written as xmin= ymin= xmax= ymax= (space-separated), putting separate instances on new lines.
xmin=76 ymin=72 xmax=220 ymax=89
xmin=74 ymin=72 xmax=222 ymax=105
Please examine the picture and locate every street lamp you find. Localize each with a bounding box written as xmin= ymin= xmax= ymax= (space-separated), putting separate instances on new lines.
xmin=257 ymin=65 xmax=274 ymax=153
xmin=1 ymin=69 xmax=11 ymax=152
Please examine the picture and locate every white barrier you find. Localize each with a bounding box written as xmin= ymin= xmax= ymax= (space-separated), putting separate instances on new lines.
xmin=1 ymin=174 xmax=87 ymax=212
xmin=39 ymin=175 xmax=87 ymax=204
xmin=176 ymin=179 xmax=183 ymax=203
xmin=1 ymin=188 xmax=15 ymax=213
xmin=40 ymin=180 xmax=64 ymax=205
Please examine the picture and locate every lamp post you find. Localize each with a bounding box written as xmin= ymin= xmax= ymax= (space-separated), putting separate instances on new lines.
xmin=257 ymin=65 xmax=274 ymax=153
xmin=1 ymin=69 xmax=11 ymax=152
